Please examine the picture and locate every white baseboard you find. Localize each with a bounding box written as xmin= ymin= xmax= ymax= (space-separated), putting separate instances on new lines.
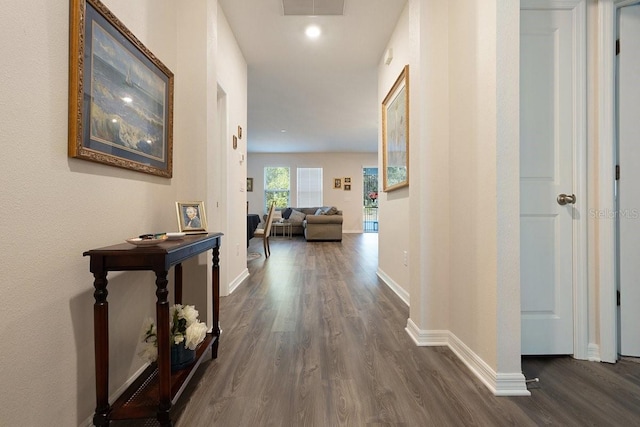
xmin=588 ymin=343 xmax=601 ymax=362
xmin=376 ymin=268 xmax=410 ymax=306
xmin=342 ymin=229 xmax=363 ymax=234
xmin=229 ymin=268 xmax=249 ymax=294
xmin=406 ymin=319 xmax=530 ymax=396
xmin=405 ymin=319 xmax=448 ymax=345
xmin=80 ymin=363 xmax=151 ymax=426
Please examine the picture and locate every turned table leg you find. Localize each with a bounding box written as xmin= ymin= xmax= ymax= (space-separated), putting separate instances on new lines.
xmin=212 ymin=247 xmax=221 ymax=359
xmin=92 ymin=270 xmax=111 ymax=426
xmin=155 ymin=270 xmax=172 ymax=425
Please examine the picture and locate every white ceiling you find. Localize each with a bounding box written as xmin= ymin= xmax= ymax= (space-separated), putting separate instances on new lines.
xmin=218 ymin=0 xmax=407 ymax=153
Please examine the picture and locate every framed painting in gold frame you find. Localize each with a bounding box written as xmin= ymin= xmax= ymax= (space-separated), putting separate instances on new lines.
xmin=382 ymin=65 xmax=409 ymax=191
xmin=68 ymin=0 xmax=174 ymax=178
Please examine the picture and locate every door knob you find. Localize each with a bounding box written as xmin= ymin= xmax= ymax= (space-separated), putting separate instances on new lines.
xmin=557 ymin=193 xmax=576 ymax=205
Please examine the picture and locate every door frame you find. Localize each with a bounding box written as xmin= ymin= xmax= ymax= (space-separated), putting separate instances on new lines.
xmin=521 ymin=0 xmax=589 ymax=360
xmin=598 ymin=0 xmax=640 ymax=363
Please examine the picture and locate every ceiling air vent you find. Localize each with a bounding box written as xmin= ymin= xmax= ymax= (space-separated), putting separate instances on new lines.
xmin=282 ymin=0 xmax=345 ymax=16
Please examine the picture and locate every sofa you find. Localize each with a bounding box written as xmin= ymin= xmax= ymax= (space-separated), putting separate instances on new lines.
xmin=267 ymin=206 xmax=343 ymax=241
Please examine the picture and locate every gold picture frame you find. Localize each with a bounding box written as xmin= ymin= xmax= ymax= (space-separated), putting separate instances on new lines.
xmin=382 ymin=65 xmax=409 ymax=191
xmin=334 ymin=178 xmax=342 ymax=189
xmin=68 ymin=0 xmax=174 ymax=177
xmin=175 ymin=201 xmax=208 ymax=233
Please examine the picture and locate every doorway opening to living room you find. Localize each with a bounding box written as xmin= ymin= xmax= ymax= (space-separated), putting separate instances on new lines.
xmin=363 ymin=167 xmax=378 ymax=233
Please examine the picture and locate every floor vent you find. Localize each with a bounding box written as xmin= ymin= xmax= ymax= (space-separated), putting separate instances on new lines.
xmin=282 ymin=0 xmax=345 ymax=16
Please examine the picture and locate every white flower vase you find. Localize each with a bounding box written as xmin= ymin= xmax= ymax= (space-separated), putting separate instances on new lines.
xmin=170 ymin=343 xmax=195 ymax=371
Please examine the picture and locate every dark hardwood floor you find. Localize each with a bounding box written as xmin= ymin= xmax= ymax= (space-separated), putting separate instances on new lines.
xmin=115 ymin=233 xmax=640 ymax=426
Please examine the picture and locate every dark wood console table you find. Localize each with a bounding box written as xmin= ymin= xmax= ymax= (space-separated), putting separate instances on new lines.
xmin=84 ymin=233 xmax=223 ymax=426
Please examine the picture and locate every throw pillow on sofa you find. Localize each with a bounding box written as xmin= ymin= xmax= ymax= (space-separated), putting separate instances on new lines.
xmin=314 ymin=208 xmax=325 ymax=215
xmin=322 ymin=206 xmax=338 ymax=215
xmin=282 ymin=207 xmax=293 ymax=219
xmin=288 ymin=209 xmax=306 ymax=223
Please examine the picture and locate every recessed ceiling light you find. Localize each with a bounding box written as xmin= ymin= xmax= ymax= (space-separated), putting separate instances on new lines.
xmin=280 ymin=129 xmax=287 ymax=133
xmin=122 ymin=96 xmax=133 ymax=103
xmin=305 ymin=25 xmax=321 ymax=39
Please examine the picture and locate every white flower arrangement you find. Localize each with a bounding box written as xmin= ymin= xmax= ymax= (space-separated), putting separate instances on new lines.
xmin=138 ymin=304 xmax=208 ymax=363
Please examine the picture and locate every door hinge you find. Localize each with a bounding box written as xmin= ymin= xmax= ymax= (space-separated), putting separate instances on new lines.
xmin=617 ymin=290 xmax=621 ymax=306
xmin=616 ymin=165 xmax=620 ymax=180
xmin=616 ymin=39 xmax=620 ymax=55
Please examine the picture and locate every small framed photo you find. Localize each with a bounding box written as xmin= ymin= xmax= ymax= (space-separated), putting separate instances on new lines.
xmin=233 ymin=135 xmax=238 ymax=150
xmin=334 ymin=178 xmax=342 ymax=189
xmin=176 ymin=201 xmax=208 ymax=233
xmin=344 ymin=184 xmax=351 ymax=191
xmin=344 ymin=177 xmax=351 ymax=183
xmin=247 ymin=177 xmax=254 ymax=192
xmin=238 ymin=126 xmax=243 ymax=139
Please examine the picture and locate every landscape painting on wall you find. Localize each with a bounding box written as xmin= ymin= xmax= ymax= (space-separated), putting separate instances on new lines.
xmin=68 ymin=0 xmax=174 ymax=177
xmin=382 ymin=65 xmax=409 ymax=191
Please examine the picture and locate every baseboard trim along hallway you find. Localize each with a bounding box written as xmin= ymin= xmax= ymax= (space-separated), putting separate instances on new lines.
xmin=405 ymin=319 xmax=530 ymax=396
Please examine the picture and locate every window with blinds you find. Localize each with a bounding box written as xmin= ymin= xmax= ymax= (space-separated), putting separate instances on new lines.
xmin=297 ymin=167 xmax=323 ymax=207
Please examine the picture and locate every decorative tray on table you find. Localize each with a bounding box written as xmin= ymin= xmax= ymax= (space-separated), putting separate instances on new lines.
xmin=126 ymin=234 xmax=169 ymax=247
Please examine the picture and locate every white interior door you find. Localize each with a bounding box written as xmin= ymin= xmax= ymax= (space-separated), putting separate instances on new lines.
xmin=618 ymin=4 xmax=640 ymax=358
xmin=520 ymin=8 xmax=576 ymax=355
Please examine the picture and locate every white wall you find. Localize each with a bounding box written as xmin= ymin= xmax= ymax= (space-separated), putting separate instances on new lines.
xmin=377 ymin=4 xmax=412 ymax=300
xmin=407 ymin=0 xmax=451 ymax=331
xmin=447 ymin=0 xmax=499 ymax=370
xmin=174 ymin=0 xmax=216 ymax=327
xmin=247 ymin=153 xmax=377 ymax=233
xmin=0 ymin=0 xmax=246 ymax=424
xmin=494 ymin=0 xmax=522 ymax=377
xmin=387 ymin=0 xmax=524 ymax=394
xmin=217 ymin=5 xmax=249 ymax=295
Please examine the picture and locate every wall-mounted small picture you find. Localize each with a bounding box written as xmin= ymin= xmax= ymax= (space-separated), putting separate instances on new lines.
xmin=176 ymin=201 xmax=208 ymax=233
xmin=238 ymin=126 xmax=243 ymax=139
xmin=344 ymin=177 xmax=351 ymax=183
xmin=233 ymin=135 xmax=238 ymax=150
xmin=344 ymin=184 xmax=351 ymax=191
xmin=334 ymin=178 xmax=342 ymax=189
xmin=247 ymin=177 xmax=253 ymax=192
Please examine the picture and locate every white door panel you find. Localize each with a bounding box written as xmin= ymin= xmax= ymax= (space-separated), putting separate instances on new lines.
xmin=618 ymin=4 xmax=640 ymax=357
xmin=520 ymin=9 xmax=575 ymax=355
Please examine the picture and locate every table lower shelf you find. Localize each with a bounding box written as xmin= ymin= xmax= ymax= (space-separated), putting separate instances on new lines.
xmin=109 ymin=333 xmax=217 ymax=420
